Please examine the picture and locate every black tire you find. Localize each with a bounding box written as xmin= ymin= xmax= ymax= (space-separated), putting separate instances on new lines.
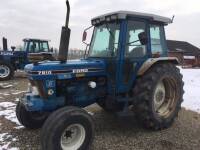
xmin=16 ymin=101 xmax=48 ymax=129
xmin=41 ymin=106 xmax=94 ymax=150
xmin=0 ymin=61 xmax=14 ymax=81
xmin=132 ymin=63 xmax=184 ymax=130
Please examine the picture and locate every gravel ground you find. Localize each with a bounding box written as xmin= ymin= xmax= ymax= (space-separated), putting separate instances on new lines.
xmin=0 ymin=73 xmax=200 ymax=150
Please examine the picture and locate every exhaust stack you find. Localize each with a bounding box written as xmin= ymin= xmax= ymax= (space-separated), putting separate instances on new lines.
xmin=2 ymin=37 xmax=8 ymax=51
xmin=58 ymin=0 xmax=71 ymax=62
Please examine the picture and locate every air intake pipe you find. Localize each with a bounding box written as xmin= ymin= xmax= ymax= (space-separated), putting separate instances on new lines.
xmin=2 ymin=37 xmax=8 ymax=51
xmin=58 ymin=0 xmax=71 ymax=62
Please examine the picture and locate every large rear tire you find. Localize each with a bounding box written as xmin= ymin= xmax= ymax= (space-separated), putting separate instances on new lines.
xmin=16 ymin=101 xmax=48 ymax=129
xmin=132 ymin=63 xmax=184 ymax=130
xmin=0 ymin=62 xmax=14 ymax=81
xmin=41 ymin=106 xmax=94 ymax=150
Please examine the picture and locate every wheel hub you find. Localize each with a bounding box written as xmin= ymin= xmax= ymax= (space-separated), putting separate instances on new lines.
xmin=0 ymin=65 xmax=10 ymax=78
xmin=154 ymin=81 xmax=166 ymax=112
xmin=153 ymin=78 xmax=178 ymax=118
xmin=61 ymin=124 xmax=86 ymax=150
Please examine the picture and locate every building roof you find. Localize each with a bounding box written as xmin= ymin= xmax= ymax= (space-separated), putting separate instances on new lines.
xmin=167 ymin=40 xmax=200 ymax=56
xmin=92 ymin=11 xmax=172 ymax=25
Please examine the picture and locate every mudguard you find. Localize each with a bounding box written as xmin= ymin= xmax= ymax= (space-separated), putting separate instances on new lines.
xmin=137 ymin=57 xmax=179 ymax=76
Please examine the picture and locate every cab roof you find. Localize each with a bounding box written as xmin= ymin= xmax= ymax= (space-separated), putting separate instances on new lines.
xmin=92 ymin=11 xmax=172 ymax=25
xmin=23 ymin=38 xmax=50 ymax=42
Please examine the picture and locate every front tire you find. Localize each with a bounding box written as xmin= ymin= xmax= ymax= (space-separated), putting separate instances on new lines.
xmin=16 ymin=102 xmax=48 ymax=129
xmin=41 ymin=106 xmax=94 ymax=150
xmin=132 ymin=63 xmax=184 ymax=130
xmin=0 ymin=62 xmax=14 ymax=81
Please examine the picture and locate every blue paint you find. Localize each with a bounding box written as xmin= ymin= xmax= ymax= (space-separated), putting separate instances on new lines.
xmin=21 ymin=93 xmax=65 ymax=111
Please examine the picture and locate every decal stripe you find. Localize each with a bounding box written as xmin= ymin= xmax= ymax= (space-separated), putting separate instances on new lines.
xmin=28 ymin=68 xmax=104 ymax=75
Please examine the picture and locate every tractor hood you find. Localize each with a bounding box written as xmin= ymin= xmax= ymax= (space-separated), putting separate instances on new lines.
xmin=25 ymin=59 xmax=106 ymax=80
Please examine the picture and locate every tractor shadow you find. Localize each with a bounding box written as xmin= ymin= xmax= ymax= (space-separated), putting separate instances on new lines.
xmin=87 ymin=104 xmax=148 ymax=134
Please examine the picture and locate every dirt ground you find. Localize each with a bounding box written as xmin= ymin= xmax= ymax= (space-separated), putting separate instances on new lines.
xmin=0 ymin=74 xmax=200 ymax=150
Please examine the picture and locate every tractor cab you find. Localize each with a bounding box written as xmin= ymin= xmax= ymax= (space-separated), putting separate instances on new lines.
xmin=23 ymin=38 xmax=55 ymax=63
xmin=23 ymin=38 xmax=50 ymax=53
xmin=84 ymin=11 xmax=172 ymax=93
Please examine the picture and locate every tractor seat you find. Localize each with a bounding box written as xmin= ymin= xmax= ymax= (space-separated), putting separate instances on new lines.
xmin=128 ymin=46 xmax=146 ymax=57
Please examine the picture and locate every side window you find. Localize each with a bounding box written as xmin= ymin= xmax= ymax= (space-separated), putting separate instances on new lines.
xmin=40 ymin=42 xmax=49 ymax=52
xmin=150 ymin=25 xmax=166 ymax=55
xmin=125 ymin=21 xmax=147 ymax=58
xmin=29 ymin=42 xmax=39 ymax=53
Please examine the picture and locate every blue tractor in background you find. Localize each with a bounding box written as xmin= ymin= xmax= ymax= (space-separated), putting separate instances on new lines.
xmin=0 ymin=38 xmax=54 ymax=81
xmin=16 ymin=1 xmax=184 ymax=150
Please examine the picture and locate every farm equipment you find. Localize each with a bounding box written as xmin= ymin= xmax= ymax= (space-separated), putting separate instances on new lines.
xmin=0 ymin=38 xmax=54 ymax=81
xmin=16 ymin=1 xmax=184 ymax=150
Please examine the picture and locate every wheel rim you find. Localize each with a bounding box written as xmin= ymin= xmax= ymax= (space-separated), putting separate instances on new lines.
xmin=61 ymin=124 xmax=86 ymax=150
xmin=0 ymin=65 xmax=10 ymax=78
xmin=153 ymin=78 xmax=178 ymax=118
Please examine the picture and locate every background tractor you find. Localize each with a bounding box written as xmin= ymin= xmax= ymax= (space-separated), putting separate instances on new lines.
xmin=0 ymin=38 xmax=54 ymax=81
xmin=16 ymin=1 xmax=184 ymax=150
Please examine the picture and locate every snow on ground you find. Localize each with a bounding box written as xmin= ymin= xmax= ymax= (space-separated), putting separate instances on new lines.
xmin=0 ymin=130 xmax=19 ymax=150
xmin=0 ymin=102 xmax=22 ymax=149
xmin=181 ymin=68 xmax=200 ymax=113
xmin=0 ymin=102 xmax=22 ymax=126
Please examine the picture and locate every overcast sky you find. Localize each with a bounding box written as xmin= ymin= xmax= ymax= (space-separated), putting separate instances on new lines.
xmin=0 ymin=0 xmax=200 ymax=49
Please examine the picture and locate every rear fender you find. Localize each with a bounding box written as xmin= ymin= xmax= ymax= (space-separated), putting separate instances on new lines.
xmin=137 ymin=57 xmax=179 ymax=76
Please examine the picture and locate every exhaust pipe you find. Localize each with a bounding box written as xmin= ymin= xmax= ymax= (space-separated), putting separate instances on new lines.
xmin=2 ymin=37 xmax=8 ymax=51
xmin=58 ymin=0 xmax=71 ymax=62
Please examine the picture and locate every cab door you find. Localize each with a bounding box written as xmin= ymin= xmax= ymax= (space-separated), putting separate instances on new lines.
xmin=117 ymin=20 xmax=150 ymax=93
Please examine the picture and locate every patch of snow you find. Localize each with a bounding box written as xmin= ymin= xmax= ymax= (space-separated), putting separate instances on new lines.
xmin=14 ymin=126 xmax=24 ymax=129
xmin=0 ymin=142 xmax=19 ymax=150
xmin=0 ymin=102 xmax=20 ymax=126
xmin=2 ymin=93 xmax=10 ymax=96
xmin=0 ymin=102 xmax=16 ymax=108
xmin=181 ymin=68 xmax=200 ymax=113
xmin=0 ymin=83 xmax=13 ymax=89
xmin=12 ymin=91 xmax=26 ymax=95
xmin=0 ymin=133 xmax=9 ymax=142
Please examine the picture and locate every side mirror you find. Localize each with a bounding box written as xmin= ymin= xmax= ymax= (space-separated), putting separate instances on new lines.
xmin=138 ymin=32 xmax=148 ymax=45
xmin=82 ymin=31 xmax=87 ymax=42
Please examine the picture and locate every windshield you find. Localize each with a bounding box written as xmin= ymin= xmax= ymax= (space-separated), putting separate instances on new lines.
xmin=88 ymin=22 xmax=120 ymax=57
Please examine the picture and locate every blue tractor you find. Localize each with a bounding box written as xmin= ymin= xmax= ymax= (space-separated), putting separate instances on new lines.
xmin=16 ymin=1 xmax=184 ymax=150
xmin=0 ymin=38 xmax=54 ymax=81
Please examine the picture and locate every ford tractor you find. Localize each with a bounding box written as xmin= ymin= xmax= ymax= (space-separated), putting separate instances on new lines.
xmin=0 ymin=38 xmax=54 ymax=81
xmin=16 ymin=1 xmax=184 ymax=150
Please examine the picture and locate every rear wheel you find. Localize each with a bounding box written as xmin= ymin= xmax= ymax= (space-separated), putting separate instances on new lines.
xmin=16 ymin=102 xmax=48 ymax=129
xmin=41 ymin=106 xmax=94 ymax=150
xmin=132 ymin=63 xmax=184 ymax=130
xmin=0 ymin=62 xmax=14 ymax=81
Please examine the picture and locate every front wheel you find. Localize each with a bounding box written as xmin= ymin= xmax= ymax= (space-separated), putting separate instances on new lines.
xmin=0 ymin=62 xmax=14 ymax=81
xmin=41 ymin=106 xmax=94 ymax=150
xmin=16 ymin=102 xmax=48 ymax=129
